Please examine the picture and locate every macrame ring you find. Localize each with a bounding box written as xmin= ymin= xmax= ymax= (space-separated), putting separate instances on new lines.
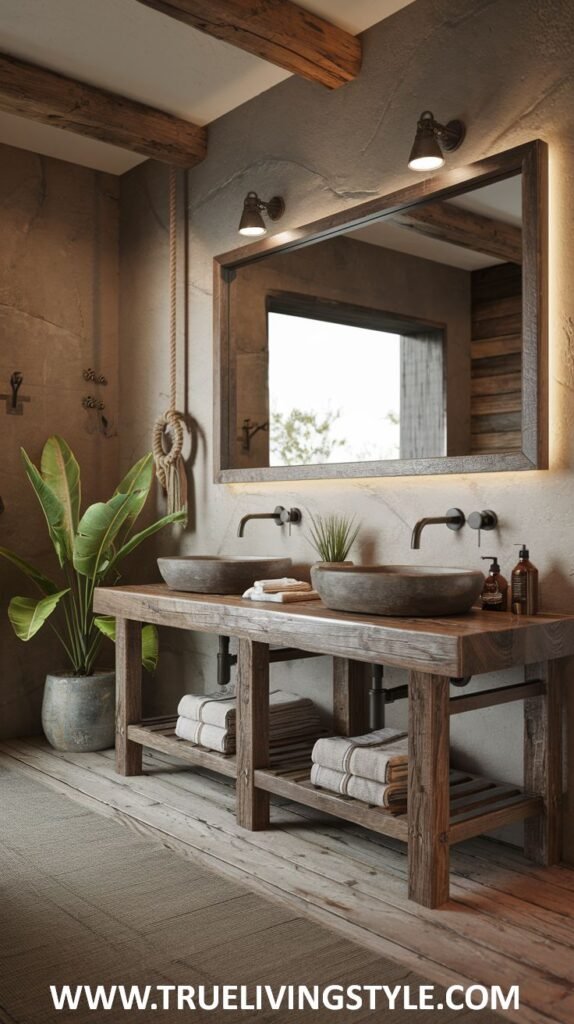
xmin=153 ymin=409 xmax=184 ymax=491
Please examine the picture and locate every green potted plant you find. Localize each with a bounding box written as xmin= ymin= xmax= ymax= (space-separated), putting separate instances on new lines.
xmin=307 ymin=511 xmax=360 ymax=577
xmin=1 ymin=436 xmax=183 ymax=752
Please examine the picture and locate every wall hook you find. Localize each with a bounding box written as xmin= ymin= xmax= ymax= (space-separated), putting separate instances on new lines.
xmin=83 ymin=368 xmax=108 ymax=385
xmin=238 ymin=417 xmax=269 ymax=453
xmin=82 ymin=395 xmax=105 ymax=411
xmin=0 ymin=372 xmax=31 ymax=415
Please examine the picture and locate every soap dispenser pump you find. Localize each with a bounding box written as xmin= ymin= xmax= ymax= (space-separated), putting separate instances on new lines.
xmin=480 ymin=556 xmax=508 ymax=612
xmin=511 ymin=544 xmax=538 ymax=616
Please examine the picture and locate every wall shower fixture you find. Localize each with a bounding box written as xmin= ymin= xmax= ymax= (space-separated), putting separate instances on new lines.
xmin=408 ymin=111 xmax=465 ymax=172
xmin=238 ymin=191 xmax=286 ymax=237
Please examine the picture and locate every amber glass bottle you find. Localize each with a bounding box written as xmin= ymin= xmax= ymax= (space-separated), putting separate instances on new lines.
xmin=480 ymin=556 xmax=508 ymax=612
xmin=511 ymin=544 xmax=538 ymax=615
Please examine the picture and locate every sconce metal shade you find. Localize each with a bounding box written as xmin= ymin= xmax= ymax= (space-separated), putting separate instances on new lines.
xmin=239 ymin=192 xmax=267 ymax=236
xmin=238 ymin=191 xmax=286 ymax=237
xmin=408 ymin=111 xmax=465 ymax=172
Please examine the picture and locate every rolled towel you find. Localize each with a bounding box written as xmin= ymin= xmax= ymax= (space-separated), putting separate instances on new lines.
xmin=310 ymin=763 xmax=406 ymax=813
xmin=253 ymin=578 xmax=312 ymax=593
xmin=177 ymin=688 xmax=315 ymax=727
xmin=312 ymin=728 xmax=408 ymax=785
xmin=242 ymin=587 xmax=320 ymax=602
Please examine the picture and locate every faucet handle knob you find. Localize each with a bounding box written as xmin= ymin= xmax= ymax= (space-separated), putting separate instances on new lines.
xmin=468 ymin=510 xmax=498 ymax=531
xmin=274 ymin=506 xmax=302 ymax=527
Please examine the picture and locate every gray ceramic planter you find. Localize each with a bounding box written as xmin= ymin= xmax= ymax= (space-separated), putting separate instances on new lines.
xmin=41 ymin=672 xmax=115 ymax=752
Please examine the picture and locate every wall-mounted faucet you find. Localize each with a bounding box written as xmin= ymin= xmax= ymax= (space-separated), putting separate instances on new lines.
xmin=410 ymin=508 xmax=465 ymax=549
xmin=237 ymin=505 xmax=302 ymax=538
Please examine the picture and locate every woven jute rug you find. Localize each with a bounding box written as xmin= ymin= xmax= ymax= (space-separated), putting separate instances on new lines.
xmin=0 ymin=757 xmax=502 ymax=1023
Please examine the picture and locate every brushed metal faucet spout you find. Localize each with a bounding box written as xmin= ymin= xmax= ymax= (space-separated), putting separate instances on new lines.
xmin=237 ymin=505 xmax=302 ymax=537
xmin=237 ymin=512 xmax=277 ymax=538
xmin=410 ymin=508 xmax=465 ymax=549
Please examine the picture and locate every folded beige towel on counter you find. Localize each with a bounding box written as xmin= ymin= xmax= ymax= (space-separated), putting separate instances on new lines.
xmin=242 ymin=587 xmax=320 ymax=603
xmin=312 ymin=728 xmax=408 ymax=785
xmin=253 ymin=578 xmax=312 ymax=593
xmin=177 ymin=689 xmax=315 ymax=727
xmin=310 ymin=763 xmax=407 ymax=813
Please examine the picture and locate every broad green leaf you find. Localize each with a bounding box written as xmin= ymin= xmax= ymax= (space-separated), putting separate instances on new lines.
xmin=113 ymin=453 xmax=153 ymax=528
xmin=21 ymin=448 xmax=70 ymax=566
xmin=73 ymin=492 xmax=141 ymax=579
xmin=40 ymin=436 xmax=81 ymax=551
xmin=107 ymin=510 xmax=186 ymax=573
xmin=94 ymin=616 xmax=159 ymax=672
xmin=0 ymin=547 xmax=60 ymax=596
xmin=8 ymin=589 xmax=69 ymax=641
xmin=114 ymin=453 xmax=153 ymax=498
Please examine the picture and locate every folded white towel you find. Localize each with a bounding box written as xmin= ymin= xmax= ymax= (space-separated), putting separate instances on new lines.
xmin=242 ymin=587 xmax=320 ymax=602
xmin=312 ymin=729 xmax=408 ymax=785
xmin=176 ymin=717 xmax=235 ymax=753
xmin=177 ymin=688 xmax=314 ymax=727
xmin=310 ymin=763 xmax=407 ymax=813
xmin=253 ymin=578 xmax=312 ymax=593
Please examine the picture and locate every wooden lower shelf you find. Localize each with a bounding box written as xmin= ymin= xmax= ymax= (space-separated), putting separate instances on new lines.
xmin=130 ymin=720 xmax=542 ymax=847
xmin=254 ymin=766 xmax=542 ymax=846
xmin=128 ymin=720 xmax=238 ymax=778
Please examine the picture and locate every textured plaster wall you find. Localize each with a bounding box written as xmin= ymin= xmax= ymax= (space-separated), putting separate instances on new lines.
xmin=0 ymin=145 xmax=119 ymax=738
xmin=119 ymin=0 xmax=574 ymax=856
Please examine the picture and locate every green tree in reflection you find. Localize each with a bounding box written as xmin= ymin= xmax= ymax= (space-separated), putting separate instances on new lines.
xmin=270 ymin=408 xmax=345 ymax=465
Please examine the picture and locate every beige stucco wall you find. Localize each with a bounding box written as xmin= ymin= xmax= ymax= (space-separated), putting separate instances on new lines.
xmin=0 ymin=145 xmax=119 ymax=738
xmin=119 ymin=0 xmax=574 ymax=856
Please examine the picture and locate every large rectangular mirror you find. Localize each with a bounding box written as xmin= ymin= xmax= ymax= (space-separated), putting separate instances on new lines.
xmin=214 ymin=141 xmax=547 ymax=482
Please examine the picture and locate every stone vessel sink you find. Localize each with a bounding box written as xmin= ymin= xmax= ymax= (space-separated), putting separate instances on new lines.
xmin=311 ymin=564 xmax=484 ymax=617
xmin=158 ymin=556 xmax=292 ymax=595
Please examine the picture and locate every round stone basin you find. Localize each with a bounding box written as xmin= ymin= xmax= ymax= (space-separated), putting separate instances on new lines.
xmin=157 ymin=555 xmax=292 ymax=594
xmin=311 ymin=564 xmax=484 ymax=617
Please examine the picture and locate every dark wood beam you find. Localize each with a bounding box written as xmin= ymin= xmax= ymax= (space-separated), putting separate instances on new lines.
xmin=135 ymin=0 xmax=362 ymax=89
xmin=392 ymin=201 xmax=523 ymax=264
xmin=0 ymin=52 xmax=207 ymax=168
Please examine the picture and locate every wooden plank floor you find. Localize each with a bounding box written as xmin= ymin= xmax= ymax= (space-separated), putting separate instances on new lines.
xmin=2 ymin=738 xmax=574 ymax=1024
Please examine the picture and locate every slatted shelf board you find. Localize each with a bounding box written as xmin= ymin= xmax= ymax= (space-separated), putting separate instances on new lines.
xmin=254 ymin=766 xmax=542 ymax=846
xmin=130 ymin=720 xmax=543 ymax=848
xmin=127 ymin=718 xmax=324 ymax=781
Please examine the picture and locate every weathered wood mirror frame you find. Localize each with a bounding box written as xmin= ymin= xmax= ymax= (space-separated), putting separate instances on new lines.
xmin=213 ymin=140 xmax=547 ymax=483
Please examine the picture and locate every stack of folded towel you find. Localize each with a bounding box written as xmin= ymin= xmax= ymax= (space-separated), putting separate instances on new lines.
xmin=242 ymin=578 xmax=320 ymax=603
xmin=310 ymin=727 xmax=408 ymax=814
xmin=175 ymin=688 xmax=324 ymax=759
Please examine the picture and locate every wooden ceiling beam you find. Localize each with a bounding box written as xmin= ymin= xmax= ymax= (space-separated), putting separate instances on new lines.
xmin=0 ymin=52 xmax=207 ymax=169
xmin=392 ymin=201 xmax=522 ymax=264
xmin=135 ymin=0 xmax=362 ymax=89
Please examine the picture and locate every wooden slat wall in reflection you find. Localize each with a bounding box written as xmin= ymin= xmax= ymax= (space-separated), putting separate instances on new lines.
xmin=470 ymin=263 xmax=522 ymax=453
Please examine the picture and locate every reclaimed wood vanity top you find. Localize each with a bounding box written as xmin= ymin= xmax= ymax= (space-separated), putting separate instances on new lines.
xmin=94 ymin=583 xmax=574 ymax=677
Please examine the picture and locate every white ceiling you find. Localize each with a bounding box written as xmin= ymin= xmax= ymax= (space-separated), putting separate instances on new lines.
xmin=0 ymin=0 xmax=416 ymax=174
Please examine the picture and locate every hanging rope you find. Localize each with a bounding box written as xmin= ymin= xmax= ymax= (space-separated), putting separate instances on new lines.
xmin=153 ymin=166 xmax=188 ymax=524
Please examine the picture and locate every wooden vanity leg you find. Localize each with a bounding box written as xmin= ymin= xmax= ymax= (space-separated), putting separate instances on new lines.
xmin=115 ymin=618 xmax=142 ymax=776
xmin=332 ymin=658 xmax=370 ymax=736
xmin=408 ymin=671 xmax=450 ymax=908
xmin=236 ymin=639 xmax=270 ymax=830
xmin=524 ymin=659 xmax=564 ymax=865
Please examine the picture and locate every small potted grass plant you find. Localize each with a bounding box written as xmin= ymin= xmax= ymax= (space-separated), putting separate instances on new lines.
xmin=307 ymin=511 xmax=360 ymax=575
xmin=0 ymin=436 xmax=184 ymax=752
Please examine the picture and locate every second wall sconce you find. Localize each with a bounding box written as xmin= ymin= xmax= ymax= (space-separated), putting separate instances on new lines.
xmin=238 ymin=191 xmax=286 ymax=237
xmin=408 ymin=110 xmax=465 ymax=172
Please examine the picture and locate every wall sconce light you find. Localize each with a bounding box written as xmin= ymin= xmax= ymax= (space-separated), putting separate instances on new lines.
xmin=238 ymin=191 xmax=286 ymax=237
xmin=408 ymin=111 xmax=465 ymax=172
